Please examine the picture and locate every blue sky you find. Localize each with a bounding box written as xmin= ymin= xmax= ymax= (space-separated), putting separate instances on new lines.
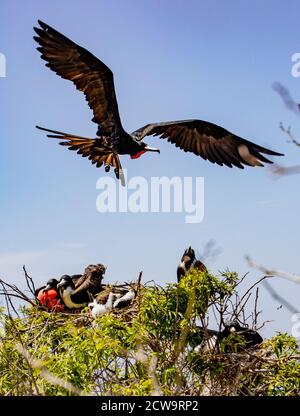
xmin=1 ymin=0 xmax=300 ymax=338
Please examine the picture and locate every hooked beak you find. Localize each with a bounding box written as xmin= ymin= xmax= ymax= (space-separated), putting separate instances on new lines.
xmin=144 ymin=146 xmax=160 ymax=153
xmin=57 ymin=279 xmax=66 ymax=289
xmin=43 ymin=284 xmax=52 ymax=292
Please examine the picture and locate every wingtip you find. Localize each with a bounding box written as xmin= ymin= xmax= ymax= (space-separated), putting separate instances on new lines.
xmin=37 ymin=19 xmax=47 ymax=28
xmin=33 ymin=27 xmax=40 ymax=36
xmin=261 ymin=148 xmax=285 ymax=157
xmin=36 ymin=20 xmax=52 ymax=33
xmin=264 ymin=149 xmax=285 ymax=157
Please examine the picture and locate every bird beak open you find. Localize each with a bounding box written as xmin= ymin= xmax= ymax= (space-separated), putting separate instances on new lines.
xmin=144 ymin=146 xmax=160 ymax=153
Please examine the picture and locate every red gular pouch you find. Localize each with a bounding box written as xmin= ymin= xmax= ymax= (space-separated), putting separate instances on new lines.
xmin=37 ymin=289 xmax=65 ymax=312
xmin=130 ymin=150 xmax=146 ymax=159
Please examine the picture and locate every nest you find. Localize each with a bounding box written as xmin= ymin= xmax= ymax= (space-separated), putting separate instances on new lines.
xmin=0 ymin=267 xmax=143 ymax=326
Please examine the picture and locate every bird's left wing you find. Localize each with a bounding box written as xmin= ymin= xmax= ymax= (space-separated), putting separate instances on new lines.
xmin=132 ymin=120 xmax=283 ymax=168
xmin=33 ymin=20 xmax=125 ymax=137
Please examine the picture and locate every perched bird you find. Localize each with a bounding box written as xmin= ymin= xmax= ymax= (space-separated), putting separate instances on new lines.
xmin=217 ymin=321 xmax=263 ymax=352
xmin=194 ymin=321 xmax=263 ymax=354
xmin=57 ymin=264 xmax=106 ymax=309
xmin=58 ymin=274 xmax=81 ymax=287
xmin=35 ymin=278 xmax=65 ymax=311
xmin=34 ymin=20 xmax=283 ymax=185
xmin=177 ymin=246 xmax=207 ymax=282
xmin=34 ymin=278 xmax=58 ymax=297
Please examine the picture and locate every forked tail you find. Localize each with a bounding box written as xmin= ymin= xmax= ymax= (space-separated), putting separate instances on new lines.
xmin=36 ymin=125 xmax=125 ymax=186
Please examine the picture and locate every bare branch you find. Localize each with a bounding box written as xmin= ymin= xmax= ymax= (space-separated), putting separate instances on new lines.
xmin=246 ymin=255 xmax=300 ymax=284
xmin=273 ymin=82 xmax=300 ymax=116
xmin=279 ymin=123 xmax=300 ymax=147
xmin=262 ymin=280 xmax=298 ymax=314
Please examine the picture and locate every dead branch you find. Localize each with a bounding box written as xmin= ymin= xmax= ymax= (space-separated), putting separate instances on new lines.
xmin=246 ymin=255 xmax=300 ymax=284
xmin=273 ymin=82 xmax=300 ymax=116
xmin=279 ymin=123 xmax=300 ymax=147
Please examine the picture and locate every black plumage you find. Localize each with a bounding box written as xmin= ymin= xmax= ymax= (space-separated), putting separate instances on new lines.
xmin=57 ymin=264 xmax=106 ymax=308
xmin=34 ymin=20 xmax=283 ymax=185
xmin=194 ymin=321 xmax=263 ymax=354
xmin=34 ymin=278 xmax=59 ymax=298
xmin=217 ymin=321 xmax=263 ymax=352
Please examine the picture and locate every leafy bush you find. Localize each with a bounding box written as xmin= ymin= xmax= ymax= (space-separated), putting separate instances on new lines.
xmin=0 ymin=270 xmax=299 ymax=396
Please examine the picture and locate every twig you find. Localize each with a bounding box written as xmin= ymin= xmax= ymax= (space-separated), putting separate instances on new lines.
xmin=234 ymin=273 xmax=271 ymax=316
xmin=253 ymin=287 xmax=261 ymax=329
xmin=23 ymin=265 xmax=36 ymax=296
xmin=279 ymin=123 xmax=300 ymax=147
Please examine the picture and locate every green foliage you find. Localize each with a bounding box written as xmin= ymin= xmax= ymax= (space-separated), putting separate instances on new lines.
xmin=259 ymin=333 xmax=300 ymax=395
xmin=0 ymin=270 xmax=299 ymax=396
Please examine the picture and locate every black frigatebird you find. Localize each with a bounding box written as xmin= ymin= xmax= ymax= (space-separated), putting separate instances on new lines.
xmin=194 ymin=321 xmax=263 ymax=353
xmin=34 ymin=20 xmax=283 ymax=185
xmin=34 ymin=278 xmax=65 ymax=311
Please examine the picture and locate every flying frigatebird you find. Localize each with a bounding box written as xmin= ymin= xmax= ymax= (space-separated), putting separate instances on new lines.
xmin=34 ymin=20 xmax=283 ymax=185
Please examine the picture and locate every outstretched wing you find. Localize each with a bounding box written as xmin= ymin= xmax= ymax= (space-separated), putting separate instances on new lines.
xmin=33 ymin=20 xmax=125 ymax=137
xmin=132 ymin=120 xmax=284 ymax=168
xmin=36 ymin=125 xmax=125 ymax=185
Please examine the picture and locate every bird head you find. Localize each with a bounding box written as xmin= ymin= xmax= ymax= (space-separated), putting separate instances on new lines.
xmin=43 ymin=278 xmax=59 ymax=293
xmin=181 ymin=246 xmax=196 ymax=265
xmin=224 ymin=320 xmax=246 ymax=333
xmin=84 ymin=264 xmax=106 ymax=280
xmin=57 ymin=275 xmax=74 ymax=292
xmin=130 ymin=142 xmax=160 ymax=159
